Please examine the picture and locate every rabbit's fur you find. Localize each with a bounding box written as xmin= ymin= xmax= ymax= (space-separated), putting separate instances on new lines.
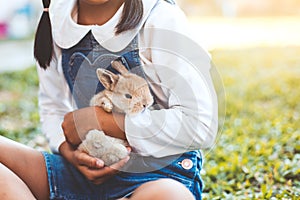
xmin=78 ymin=61 xmax=154 ymax=166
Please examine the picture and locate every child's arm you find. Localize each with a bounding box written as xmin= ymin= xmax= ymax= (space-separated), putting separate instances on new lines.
xmin=123 ymin=1 xmax=218 ymax=157
xmin=37 ymin=45 xmax=73 ymax=153
xmin=62 ymin=106 xmax=126 ymax=146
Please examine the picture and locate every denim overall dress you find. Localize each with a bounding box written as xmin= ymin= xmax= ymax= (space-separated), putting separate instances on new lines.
xmin=42 ymin=31 xmax=204 ymax=200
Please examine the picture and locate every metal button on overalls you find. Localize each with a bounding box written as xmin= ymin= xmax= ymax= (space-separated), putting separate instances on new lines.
xmin=180 ymin=159 xmax=193 ymax=170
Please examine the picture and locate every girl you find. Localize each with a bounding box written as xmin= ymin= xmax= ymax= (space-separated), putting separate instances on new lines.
xmin=0 ymin=0 xmax=218 ymax=199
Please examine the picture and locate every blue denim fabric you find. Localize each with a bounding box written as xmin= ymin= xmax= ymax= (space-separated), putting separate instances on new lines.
xmin=42 ymin=151 xmax=203 ymax=200
xmin=62 ymin=32 xmax=142 ymax=109
xmin=48 ymin=31 xmax=204 ymax=199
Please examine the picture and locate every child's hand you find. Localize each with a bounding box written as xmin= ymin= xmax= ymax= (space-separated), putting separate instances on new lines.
xmin=59 ymin=141 xmax=130 ymax=184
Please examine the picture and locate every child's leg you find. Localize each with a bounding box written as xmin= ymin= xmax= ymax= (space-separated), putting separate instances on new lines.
xmin=0 ymin=136 xmax=49 ymax=200
xmin=0 ymin=163 xmax=36 ymax=200
xmin=127 ymin=179 xmax=195 ymax=200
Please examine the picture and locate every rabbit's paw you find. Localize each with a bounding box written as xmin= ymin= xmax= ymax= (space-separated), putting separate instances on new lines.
xmin=101 ymin=98 xmax=113 ymax=112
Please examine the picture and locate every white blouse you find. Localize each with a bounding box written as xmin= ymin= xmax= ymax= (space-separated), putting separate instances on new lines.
xmin=37 ymin=0 xmax=218 ymax=157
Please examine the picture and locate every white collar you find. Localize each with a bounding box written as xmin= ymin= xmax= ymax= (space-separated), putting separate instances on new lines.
xmin=49 ymin=0 xmax=158 ymax=52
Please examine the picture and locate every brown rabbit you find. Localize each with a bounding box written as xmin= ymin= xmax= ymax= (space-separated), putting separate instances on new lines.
xmin=78 ymin=61 xmax=154 ymax=166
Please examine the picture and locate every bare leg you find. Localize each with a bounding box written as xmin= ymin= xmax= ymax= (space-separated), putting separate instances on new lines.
xmin=0 ymin=136 xmax=49 ymax=200
xmin=127 ymin=179 xmax=195 ymax=200
xmin=0 ymin=163 xmax=36 ymax=200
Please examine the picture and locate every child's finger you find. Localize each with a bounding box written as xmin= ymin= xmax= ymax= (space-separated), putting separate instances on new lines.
xmin=126 ymin=146 xmax=132 ymax=153
xmin=79 ymin=156 xmax=130 ymax=184
xmin=75 ymin=150 xmax=104 ymax=168
xmin=108 ymin=155 xmax=130 ymax=171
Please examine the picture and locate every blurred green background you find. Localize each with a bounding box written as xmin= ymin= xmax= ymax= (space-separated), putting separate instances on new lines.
xmin=0 ymin=0 xmax=299 ymax=199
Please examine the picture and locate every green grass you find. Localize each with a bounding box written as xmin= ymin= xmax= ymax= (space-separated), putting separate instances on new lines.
xmin=203 ymin=46 xmax=300 ymax=199
xmin=0 ymin=46 xmax=299 ymax=199
xmin=0 ymin=67 xmax=40 ymax=144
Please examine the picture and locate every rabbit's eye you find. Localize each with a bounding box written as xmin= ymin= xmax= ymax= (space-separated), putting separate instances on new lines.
xmin=125 ymin=94 xmax=132 ymax=99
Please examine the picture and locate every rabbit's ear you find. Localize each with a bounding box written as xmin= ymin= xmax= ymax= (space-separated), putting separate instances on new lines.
xmin=96 ymin=69 xmax=119 ymax=90
xmin=111 ymin=60 xmax=129 ymax=75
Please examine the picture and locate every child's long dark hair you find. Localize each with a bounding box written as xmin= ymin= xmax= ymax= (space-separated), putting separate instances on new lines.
xmin=34 ymin=0 xmax=53 ymax=69
xmin=34 ymin=0 xmax=144 ymax=69
xmin=116 ymin=0 xmax=143 ymax=34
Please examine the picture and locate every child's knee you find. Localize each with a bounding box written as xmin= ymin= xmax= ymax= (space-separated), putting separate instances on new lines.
xmin=130 ymin=178 xmax=195 ymax=200
xmin=154 ymin=179 xmax=195 ymax=200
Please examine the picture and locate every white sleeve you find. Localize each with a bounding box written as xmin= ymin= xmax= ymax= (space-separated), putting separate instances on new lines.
xmin=125 ymin=1 xmax=218 ymax=157
xmin=36 ymin=45 xmax=74 ymax=153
